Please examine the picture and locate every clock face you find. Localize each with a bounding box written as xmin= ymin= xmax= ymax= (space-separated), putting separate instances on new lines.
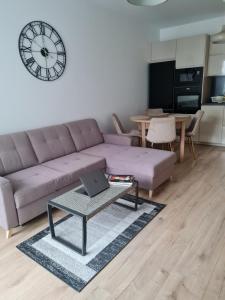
xmin=18 ymin=21 xmax=66 ymax=81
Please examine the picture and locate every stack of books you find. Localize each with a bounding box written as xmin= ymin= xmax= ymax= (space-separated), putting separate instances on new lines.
xmin=108 ymin=175 xmax=134 ymax=187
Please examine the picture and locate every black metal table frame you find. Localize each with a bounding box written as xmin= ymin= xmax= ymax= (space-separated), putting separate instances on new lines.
xmin=47 ymin=180 xmax=139 ymax=256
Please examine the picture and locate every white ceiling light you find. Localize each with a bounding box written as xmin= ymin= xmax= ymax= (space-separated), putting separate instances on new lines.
xmin=212 ymin=25 xmax=225 ymax=44
xmin=127 ymin=0 xmax=168 ymax=6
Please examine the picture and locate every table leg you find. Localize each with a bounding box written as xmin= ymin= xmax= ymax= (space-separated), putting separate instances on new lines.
xmin=141 ymin=123 xmax=146 ymax=147
xmin=82 ymin=217 xmax=87 ymax=256
xmin=134 ymin=181 xmax=139 ymax=211
xmin=47 ymin=204 xmax=55 ymax=238
xmin=180 ymin=121 xmax=185 ymax=162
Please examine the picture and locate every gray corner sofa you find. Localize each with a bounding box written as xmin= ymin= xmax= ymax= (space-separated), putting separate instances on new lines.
xmin=0 ymin=118 xmax=176 ymax=237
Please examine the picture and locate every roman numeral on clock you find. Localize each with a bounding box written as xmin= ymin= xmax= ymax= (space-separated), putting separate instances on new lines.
xmin=54 ymin=40 xmax=61 ymax=46
xmin=20 ymin=46 xmax=32 ymax=53
xmin=40 ymin=23 xmax=45 ymax=35
xmin=57 ymin=51 xmax=65 ymax=56
xmin=22 ymin=33 xmax=33 ymax=43
xmin=46 ymin=69 xmax=51 ymax=80
xmin=35 ymin=65 xmax=41 ymax=77
xmin=26 ymin=57 xmax=35 ymax=66
xmin=53 ymin=67 xmax=59 ymax=77
xmin=56 ymin=60 xmax=64 ymax=69
xmin=29 ymin=24 xmax=38 ymax=37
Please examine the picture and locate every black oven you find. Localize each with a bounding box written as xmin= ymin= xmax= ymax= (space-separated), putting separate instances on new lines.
xmin=174 ymin=86 xmax=201 ymax=114
xmin=175 ymin=67 xmax=203 ymax=87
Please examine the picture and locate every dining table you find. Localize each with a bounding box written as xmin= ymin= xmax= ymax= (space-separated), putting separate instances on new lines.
xmin=130 ymin=114 xmax=192 ymax=162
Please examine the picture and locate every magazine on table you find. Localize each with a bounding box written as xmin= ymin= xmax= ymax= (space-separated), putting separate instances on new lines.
xmin=108 ymin=174 xmax=134 ymax=186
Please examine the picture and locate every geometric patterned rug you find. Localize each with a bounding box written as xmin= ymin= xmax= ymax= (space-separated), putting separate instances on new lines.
xmin=17 ymin=195 xmax=165 ymax=292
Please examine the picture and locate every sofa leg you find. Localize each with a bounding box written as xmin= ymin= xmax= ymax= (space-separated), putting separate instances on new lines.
xmin=6 ymin=229 xmax=12 ymax=239
xmin=149 ymin=190 xmax=153 ymax=199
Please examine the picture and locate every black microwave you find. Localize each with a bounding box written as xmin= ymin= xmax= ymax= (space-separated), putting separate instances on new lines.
xmin=175 ymin=67 xmax=203 ymax=87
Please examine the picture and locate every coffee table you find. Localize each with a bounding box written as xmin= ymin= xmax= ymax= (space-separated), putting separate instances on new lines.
xmin=47 ymin=180 xmax=138 ymax=256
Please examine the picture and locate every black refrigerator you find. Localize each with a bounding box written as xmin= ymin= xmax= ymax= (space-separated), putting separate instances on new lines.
xmin=149 ymin=61 xmax=175 ymax=112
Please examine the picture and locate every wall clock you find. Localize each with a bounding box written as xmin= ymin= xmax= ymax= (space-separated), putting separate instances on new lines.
xmin=18 ymin=21 xmax=66 ymax=81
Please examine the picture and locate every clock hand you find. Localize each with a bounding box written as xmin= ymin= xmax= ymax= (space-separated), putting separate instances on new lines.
xmin=32 ymin=39 xmax=42 ymax=49
xmin=44 ymin=56 xmax=49 ymax=80
xmin=40 ymin=35 xmax=54 ymax=59
xmin=47 ymin=51 xmax=64 ymax=54
xmin=42 ymin=34 xmax=46 ymax=49
xmin=41 ymin=35 xmax=55 ymax=59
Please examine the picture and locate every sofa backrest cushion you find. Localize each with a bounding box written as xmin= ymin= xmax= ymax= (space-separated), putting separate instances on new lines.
xmin=27 ymin=125 xmax=76 ymax=163
xmin=65 ymin=119 xmax=104 ymax=151
xmin=0 ymin=132 xmax=38 ymax=176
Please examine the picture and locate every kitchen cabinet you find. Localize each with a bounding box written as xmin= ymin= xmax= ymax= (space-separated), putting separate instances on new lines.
xmin=199 ymin=105 xmax=224 ymax=144
xmin=149 ymin=61 xmax=175 ymax=112
xmin=176 ymin=35 xmax=208 ymax=69
xmin=209 ymin=37 xmax=225 ymax=55
xmin=207 ymin=54 xmax=225 ymax=76
xmin=222 ymin=127 xmax=225 ymax=144
xmin=151 ymin=40 xmax=176 ymax=62
xmin=207 ymin=35 xmax=225 ymax=76
xmin=222 ymin=108 xmax=225 ymax=145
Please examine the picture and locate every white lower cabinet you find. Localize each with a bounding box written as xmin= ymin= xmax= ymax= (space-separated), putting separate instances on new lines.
xmin=199 ymin=105 xmax=224 ymax=145
xmin=222 ymin=127 xmax=225 ymax=145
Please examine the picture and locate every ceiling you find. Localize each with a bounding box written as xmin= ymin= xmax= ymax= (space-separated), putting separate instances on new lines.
xmin=92 ymin=0 xmax=225 ymax=27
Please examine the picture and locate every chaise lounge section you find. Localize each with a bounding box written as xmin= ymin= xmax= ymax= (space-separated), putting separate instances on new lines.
xmin=0 ymin=118 xmax=176 ymax=238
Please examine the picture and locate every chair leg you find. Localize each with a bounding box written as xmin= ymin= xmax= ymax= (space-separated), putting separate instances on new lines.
xmin=187 ymin=136 xmax=192 ymax=153
xmin=169 ymin=142 xmax=174 ymax=152
xmin=190 ymin=137 xmax=197 ymax=160
xmin=149 ymin=190 xmax=153 ymax=199
xmin=139 ymin=137 xmax=142 ymax=147
xmin=6 ymin=229 xmax=12 ymax=239
xmin=151 ymin=142 xmax=154 ymax=149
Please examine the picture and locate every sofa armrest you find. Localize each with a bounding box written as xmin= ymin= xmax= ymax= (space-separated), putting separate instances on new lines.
xmin=103 ymin=133 xmax=132 ymax=146
xmin=0 ymin=177 xmax=18 ymax=230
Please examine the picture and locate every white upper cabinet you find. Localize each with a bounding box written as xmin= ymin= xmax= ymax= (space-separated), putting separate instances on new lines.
xmin=208 ymin=55 xmax=225 ymax=76
xmin=176 ymin=35 xmax=208 ymax=69
xmin=208 ymin=36 xmax=225 ymax=76
xmin=209 ymin=37 xmax=225 ymax=55
xmin=151 ymin=40 xmax=176 ymax=62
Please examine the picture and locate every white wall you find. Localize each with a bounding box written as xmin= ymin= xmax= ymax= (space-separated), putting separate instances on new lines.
xmin=0 ymin=0 xmax=150 ymax=134
xmin=160 ymin=16 xmax=225 ymax=41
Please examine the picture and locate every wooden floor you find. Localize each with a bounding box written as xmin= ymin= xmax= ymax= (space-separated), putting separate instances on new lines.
xmin=1 ymin=145 xmax=225 ymax=300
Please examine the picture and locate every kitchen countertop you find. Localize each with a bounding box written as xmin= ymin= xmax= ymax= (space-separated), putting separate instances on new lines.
xmin=202 ymin=102 xmax=225 ymax=106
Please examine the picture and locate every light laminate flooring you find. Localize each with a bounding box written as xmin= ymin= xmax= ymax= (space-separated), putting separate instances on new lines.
xmin=0 ymin=145 xmax=225 ymax=300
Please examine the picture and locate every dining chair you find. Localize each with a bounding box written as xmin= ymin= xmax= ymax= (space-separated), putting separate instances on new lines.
xmin=185 ymin=110 xmax=204 ymax=160
xmin=112 ymin=113 xmax=141 ymax=145
xmin=146 ymin=116 xmax=176 ymax=151
xmin=145 ymin=108 xmax=163 ymax=116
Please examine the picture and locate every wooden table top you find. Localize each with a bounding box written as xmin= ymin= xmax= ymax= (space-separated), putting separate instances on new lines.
xmin=130 ymin=114 xmax=191 ymax=123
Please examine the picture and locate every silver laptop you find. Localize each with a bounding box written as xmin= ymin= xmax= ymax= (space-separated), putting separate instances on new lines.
xmin=77 ymin=170 xmax=109 ymax=197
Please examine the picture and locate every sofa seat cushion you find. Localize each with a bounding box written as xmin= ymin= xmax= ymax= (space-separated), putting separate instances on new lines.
xmin=42 ymin=153 xmax=106 ymax=185
xmin=27 ymin=125 xmax=76 ymax=163
xmin=5 ymin=165 xmax=70 ymax=209
xmin=0 ymin=132 xmax=38 ymax=176
xmin=6 ymin=153 xmax=106 ymax=209
xmin=65 ymin=119 xmax=104 ymax=151
xmin=82 ymin=144 xmax=176 ymax=189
